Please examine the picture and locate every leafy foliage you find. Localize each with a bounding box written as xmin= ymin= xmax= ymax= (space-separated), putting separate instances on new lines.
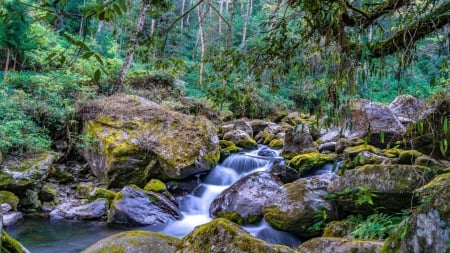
xmin=348 ymin=212 xmax=409 ymax=240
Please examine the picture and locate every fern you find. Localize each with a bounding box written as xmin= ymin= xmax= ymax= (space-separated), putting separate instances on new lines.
xmin=349 ymin=212 xmax=408 ymax=240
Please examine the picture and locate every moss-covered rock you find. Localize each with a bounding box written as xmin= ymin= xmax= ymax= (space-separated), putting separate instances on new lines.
xmin=88 ymin=188 xmax=116 ymax=207
xmin=144 ymin=179 xmax=166 ymax=192
xmin=269 ymin=139 xmax=284 ymax=149
xmin=343 ymin=145 xmax=379 ymax=158
xmin=39 ymin=183 xmax=58 ymax=202
xmin=282 ymin=126 xmax=317 ymax=159
xmin=82 ymin=230 xmax=179 ymax=253
xmin=322 ymin=220 xmax=357 ymax=237
xmin=0 ymin=191 xmax=19 ymax=211
xmin=414 ymin=172 xmax=450 ymax=219
xmin=76 ymin=182 xmax=95 ymax=199
xmin=1 ymin=230 xmax=30 ymax=253
xmin=77 ymin=95 xmax=220 ymax=188
xmin=287 ymin=152 xmax=336 ymax=174
xmin=414 ymin=155 xmax=450 ymax=174
xmin=263 ymin=174 xmax=338 ymax=237
xmin=328 ymin=164 xmax=435 ymax=214
xmin=219 ymin=140 xmax=241 ymax=161
xmin=398 ymin=150 xmax=423 ymax=165
xmin=177 ymin=218 xmax=297 ymax=253
xmin=335 ymin=138 xmax=365 ymax=154
xmin=223 ymin=130 xmax=258 ymax=149
xmin=297 ymin=237 xmax=383 ymax=253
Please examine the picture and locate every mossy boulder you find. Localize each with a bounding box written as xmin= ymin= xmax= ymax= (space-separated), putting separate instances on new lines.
xmin=297 ymin=237 xmax=383 ymax=253
xmin=0 ymin=152 xmax=58 ymax=191
xmin=223 ymin=130 xmax=257 ymax=149
xmin=335 ymin=138 xmax=365 ymax=154
xmin=282 ymin=126 xmax=317 ymax=159
xmin=263 ymin=174 xmax=338 ymax=237
xmin=220 ymin=119 xmax=253 ymax=137
xmin=388 ymin=95 xmax=425 ymax=124
xmin=210 ymin=172 xmax=282 ymax=224
xmin=50 ymin=198 xmax=107 ymax=220
xmin=343 ymin=145 xmax=379 ymax=158
xmin=219 ymin=140 xmax=241 ymax=161
xmin=1 ymin=230 xmax=30 ymax=253
xmin=77 ymin=95 xmax=220 ymax=188
xmin=269 ymin=139 xmax=284 ymax=149
xmin=328 ymin=164 xmax=435 ymax=214
xmin=0 ymin=191 xmax=19 ymax=211
xmin=414 ymin=172 xmax=450 ymax=220
xmin=144 ymin=179 xmax=166 ymax=192
xmin=107 ymin=185 xmax=181 ymax=226
xmin=414 ymin=155 xmax=450 ymax=173
xmin=322 ymin=220 xmax=357 ymax=237
xmin=269 ymin=162 xmax=301 ymax=183
xmin=39 ymin=183 xmax=58 ymax=202
xmin=177 ymin=218 xmax=297 ymax=253
xmin=82 ymin=230 xmax=179 ymax=253
xmin=287 ymin=152 xmax=336 ymax=175
xmin=88 ymin=188 xmax=116 ymax=206
xmin=398 ymin=150 xmax=423 ymax=165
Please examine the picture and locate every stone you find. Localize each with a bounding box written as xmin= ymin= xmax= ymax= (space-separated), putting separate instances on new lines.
xmin=78 ymin=95 xmax=220 ymax=187
xmin=343 ymin=145 xmax=379 ymax=158
xmin=177 ymin=218 xmax=297 ymax=253
xmin=269 ymin=139 xmax=284 ymax=148
xmin=287 ymin=152 xmax=336 ymax=175
xmin=107 ymin=185 xmax=181 ymax=226
xmin=388 ymin=95 xmax=425 ymax=124
xmin=50 ymin=198 xmax=107 ymax=220
xmin=249 ymin=119 xmax=271 ymax=137
xmin=322 ymin=220 xmax=357 ymax=237
xmin=269 ymin=162 xmax=301 ymax=183
xmin=20 ymin=189 xmax=41 ymax=210
xmin=210 ymin=172 xmax=282 ymax=224
xmin=219 ymin=140 xmax=241 ymax=161
xmin=223 ymin=130 xmax=258 ymax=149
xmin=282 ymin=125 xmax=317 ymax=159
xmin=297 ymin=237 xmax=383 ymax=253
xmin=0 ymin=191 xmax=19 ymax=211
xmin=81 ymin=230 xmax=179 ymax=253
xmin=335 ymin=138 xmax=365 ymax=155
xmin=257 ymin=148 xmax=277 ymax=157
xmin=39 ymin=183 xmax=58 ymax=202
xmin=263 ymin=174 xmax=338 ymax=237
xmin=220 ymin=119 xmax=253 ymax=137
xmin=2 ymin=212 xmax=23 ymax=226
xmin=398 ymin=150 xmax=423 ymax=164
xmin=318 ymin=142 xmax=336 ymax=153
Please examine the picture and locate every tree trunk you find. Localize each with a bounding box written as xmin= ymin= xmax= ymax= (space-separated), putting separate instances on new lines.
xmin=226 ymin=0 xmax=236 ymax=49
xmin=218 ymin=0 xmax=224 ymax=34
xmin=3 ymin=48 xmax=10 ymax=81
xmin=12 ymin=51 xmax=17 ymax=71
xmin=181 ymin=0 xmax=186 ymax=32
xmin=186 ymin=0 xmax=194 ymax=25
xmin=241 ymin=0 xmax=251 ymax=48
xmin=197 ymin=3 xmax=206 ymax=87
xmin=114 ymin=2 xmax=149 ymax=93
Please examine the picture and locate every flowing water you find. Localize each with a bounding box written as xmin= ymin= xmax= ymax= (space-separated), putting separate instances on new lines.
xmin=6 ymin=146 xmax=302 ymax=252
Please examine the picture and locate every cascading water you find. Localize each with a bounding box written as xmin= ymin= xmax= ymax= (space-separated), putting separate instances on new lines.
xmin=6 ymin=146 xmax=302 ymax=252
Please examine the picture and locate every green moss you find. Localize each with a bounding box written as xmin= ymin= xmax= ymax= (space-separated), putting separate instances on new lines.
xmin=288 ymin=152 xmax=336 ymax=174
xmin=269 ymin=139 xmax=284 ymax=148
xmin=216 ymin=211 xmax=245 ymax=225
xmin=219 ymin=140 xmax=241 ymax=161
xmin=1 ymin=231 xmax=28 ymax=253
xmin=0 ymin=191 xmax=19 ymax=211
xmin=414 ymin=172 xmax=450 ymax=218
xmin=89 ymin=188 xmax=116 ymax=206
xmin=344 ymin=144 xmax=379 ymax=157
xmin=381 ymin=148 xmax=402 ymax=158
xmin=76 ymin=182 xmax=95 ymax=199
xmin=39 ymin=183 xmax=58 ymax=202
xmin=399 ymin=150 xmax=423 ymax=164
xmin=143 ymin=179 xmax=166 ymax=192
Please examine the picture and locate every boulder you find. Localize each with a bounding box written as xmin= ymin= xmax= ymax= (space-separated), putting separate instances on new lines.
xmin=219 ymin=140 xmax=241 ymax=161
xmin=269 ymin=139 xmax=284 ymax=148
xmin=388 ymin=95 xmax=425 ymax=124
xmin=223 ymin=130 xmax=257 ymax=149
xmin=107 ymin=185 xmax=181 ymax=226
xmin=39 ymin=183 xmax=58 ymax=202
xmin=254 ymin=123 xmax=284 ymax=144
xmin=287 ymin=152 xmax=336 ymax=175
xmin=398 ymin=150 xmax=423 ymax=164
xmin=263 ymin=174 xmax=338 ymax=237
xmin=249 ymin=119 xmax=271 ymax=136
xmin=220 ymin=119 xmax=253 ymax=137
xmin=50 ymin=198 xmax=107 ymax=220
xmin=0 ymin=152 xmax=58 ymax=191
xmin=339 ymin=99 xmax=406 ymax=148
xmin=269 ymin=162 xmax=301 ymax=183
xmin=335 ymin=138 xmax=365 ymax=155
xmin=2 ymin=212 xmax=23 ymax=226
xmin=322 ymin=220 xmax=357 ymax=237
xmin=328 ymin=164 xmax=434 ymax=214
xmin=177 ymin=218 xmax=297 ymax=253
xmin=77 ymin=95 xmax=220 ymax=187
xmin=1 ymin=230 xmax=30 ymax=253
xmin=0 ymin=191 xmax=19 ymax=211
xmin=297 ymin=237 xmax=383 ymax=253
xmin=343 ymin=145 xmax=379 ymax=158
xmin=210 ymin=172 xmax=282 ymax=224
xmin=82 ymin=230 xmax=179 ymax=253
xmin=282 ymin=126 xmax=317 ymax=159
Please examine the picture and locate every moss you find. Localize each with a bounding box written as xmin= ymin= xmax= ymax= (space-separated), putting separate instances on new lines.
xmin=144 ymin=179 xmax=166 ymax=192
xmin=89 ymin=188 xmax=117 ymax=206
xmin=39 ymin=183 xmax=58 ymax=202
xmin=381 ymin=148 xmax=401 ymax=158
xmin=0 ymin=191 xmax=19 ymax=211
xmin=76 ymin=182 xmax=95 ymax=199
xmin=287 ymin=152 xmax=336 ymax=174
xmin=398 ymin=150 xmax=423 ymax=164
xmin=344 ymin=144 xmax=379 ymax=157
xmin=216 ymin=211 xmax=245 ymax=225
xmin=269 ymin=139 xmax=284 ymax=149
xmin=1 ymin=230 xmax=28 ymax=253
xmin=219 ymin=140 xmax=241 ymax=161
xmin=414 ymin=172 xmax=450 ymax=218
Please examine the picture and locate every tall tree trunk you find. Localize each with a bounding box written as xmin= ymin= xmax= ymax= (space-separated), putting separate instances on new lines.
xmin=241 ymin=0 xmax=251 ymax=48
xmin=218 ymin=0 xmax=224 ymax=34
xmin=181 ymin=0 xmax=186 ymax=32
xmin=114 ymin=2 xmax=149 ymax=93
xmin=4 ymin=48 xmax=10 ymax=81
xmin=197 ymin=3 xmax=206 ymax=87
xmin=186 ymin=0 xmax=194 ymax=25
xmin=226 ymin=0 xmax=236 ymax=49
xmin=12 ymin=52 xmax=17 ymax=71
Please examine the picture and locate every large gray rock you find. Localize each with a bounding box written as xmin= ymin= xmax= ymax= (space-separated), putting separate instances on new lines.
xmin=223 ymin=130 xmax=257 ymax=149
xmin=210 ymin=171 xmax=282 ymax=224
xmin=328 ymin=164 xmax=434 ymax=214
xmin=298 ymin=237 xmax=383 ymax=253
xmin=282 ymin=125 xmax=317 ymax=159
xmin=107 ymin=185 xmax=181 ymax=226
xmin=263 ymin=174 xmax=338 ymax=238
xmin=177 ymin=218 xmax=297 ymax=253
xmin=82 ymin=230 xmax=179 ymax=253
xmin=50 ymin=198 xmax=107 ymax=220
xmin=2 ymin=212 xmax=23 ymax=226
xmin=388 ymin=95 xmax=425 ymax=124
xmin=78 ymin=95 xmax=220 ymax=188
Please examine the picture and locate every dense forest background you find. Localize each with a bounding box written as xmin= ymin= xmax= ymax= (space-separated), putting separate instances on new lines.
xmin=0 ymin=0 xmax=449 ymax=156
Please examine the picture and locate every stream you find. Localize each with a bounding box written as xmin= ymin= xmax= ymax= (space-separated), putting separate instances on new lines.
xmin=6 ymin=146 xmax=320 ymax=252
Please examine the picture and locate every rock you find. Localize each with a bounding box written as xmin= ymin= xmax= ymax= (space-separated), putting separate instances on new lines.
xmin=414 ymin=172 xmax=450 ymax=222
xmin=318 ymin=142 xmax=336 ymax=153
xmin=341 ymin=151 xmax=397 ymax=171
xmin=263 ymin=174 xmax=338 ymax=237
xmin=335 ymin=138 xmax=365 ymax=155
xmin=328 ymin=164 xmax=434 ymax=214
xmin=287 ymin=152 xmax=336 ymax=175
xmin=398 ymin=150 xmax=423 ymax=164
xmin=282 ymin=126 xmax=317 ymax=159
xmin=223 ymin=130 xmax=257 ymax=149
xmin=0 ymin=191 xmax=19 ymax=211
xmin=254 ymin=123 xmax=285 ymax=144
xmin=0 ymin=152 xmax=58 ymax=191
xmin=78 ymin=95 xmax=220 ymax=187
xmin=81 ymin=230 xmax=179 ymax=253
xmin=210 ymin=172 xmax=282 ymax=224
xmin=297 ymin=237 xmax=383 ymax=253
xmin=219 ymin=140 xmax=241 ymax=161
xmin=1 ymin=204 xmax=11 ymax=214
xmin=2 ymin=212 xmax=23 ymax=226
xmin=322 ymin=220 xmax=357 ymax=237
xmin=76 ymin=182 xmax=95 ymax=199
xmin=414 ymin=155 xmax=450 ymax=173
xmin=343 ymin=145 xmax=379 ymax=158
xmin=340 ymin=99 xmax=406 ymax=148
xmin=257 ymin=148 xmax=277 ymax=157
xmin=1 ymin=230 xmax=30 ymax=253
xmin=144 ymin=179 xmax=174 ymax=203
xmin=88 ymin=188 xmax=116 ymax=206
xmin=220 ymin=119 xmax=253 ymax=137
xmin=317 ymin=130 xmax=341 ymax=143
xmin=177 ymin=218 xmax=297 ymax=253
xmin=388 ymin=95 xmax=425 ymax=124
xmin=269 ymin=139 xmax=284 ymax=148
xmin=20 ymin=189 xmax=41 ymax=210
xmin=269 ymin=162 xmax=301 ymax=183
xmin=107 ymin=185 xmax=181 ymax=226
xmin=409 ymin=95 xmax=450 ymax=159
xmin=249 ymin=119 xmax=271 ymax=136
xmin=50 ymin=198 xmax=107 ymax=220
xmin=39 ymin=183 xmax=58 ymax=202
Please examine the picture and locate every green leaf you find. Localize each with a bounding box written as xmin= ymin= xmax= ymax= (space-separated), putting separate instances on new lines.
xmin=417 ymin=121 xmax=424 ymax=135
xmin=443 ymin=117 xmax=448 ymax=135
xmin=93 ymin=69 xmax=101 ymax=82
xmin=82 ymin=52 xmax=94 ymax=59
